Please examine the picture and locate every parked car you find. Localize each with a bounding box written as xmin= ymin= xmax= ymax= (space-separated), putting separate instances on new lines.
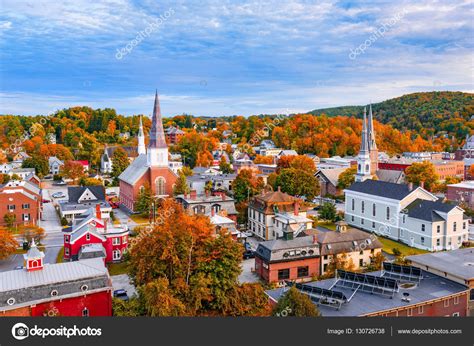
xmin=42 ymin=199 xmax=51 ymax=203
xmin=244 ymin=242 xmax=253 ymax=251
xmin=106 ymin=191 xmax=117 ymax=196
xmin=54 ymin=180 xmax=67 ymax=186
xmin=113 ymin=289 xmax=129 ymax=301
xmin=14 ymin=266 xmax=23 ymax=270
xmin=243 ymin=250 xmax=255 ymax=260
xmin=43 ymin=175 xmax=52 ymax=180
xmin=52 ymin=192 xmax=66 ymax=198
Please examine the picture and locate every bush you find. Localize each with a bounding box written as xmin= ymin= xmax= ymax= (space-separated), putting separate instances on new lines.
xmin=61 ymin=217 xmax=69 ymax=226
xmin=53 ymin=174 xmax=62 ymax=181
xmin=392 ymin=248 xmax=402 ymax=257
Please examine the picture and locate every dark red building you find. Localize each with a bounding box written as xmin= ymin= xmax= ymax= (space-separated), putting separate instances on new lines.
xmin=0 ymin=242 xmax=112 ymax=317
xmin=63 ymin=205 xmax=129 ymax=263
xmin=0 ymin=180 xmax=42 ymax=226
xmin=255 ymin=229 xmax=320 ymax=283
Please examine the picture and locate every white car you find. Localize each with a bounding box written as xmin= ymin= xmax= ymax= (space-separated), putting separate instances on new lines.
xmin=52 ymin=192 xmax=66 ymax=198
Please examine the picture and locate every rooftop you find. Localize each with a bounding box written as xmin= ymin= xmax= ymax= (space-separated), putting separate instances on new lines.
xmin=407 ymin=248 xmax=474 ymax=281
xmin=405 ymin=199 xmax=458 ymax=222
xmin=346 ymin=180 xmax=417 ymax=200
xmin=266 ymin=269 xmax=468 ymax=316
xmin=256 ymin=236 xmax=320 ymax=262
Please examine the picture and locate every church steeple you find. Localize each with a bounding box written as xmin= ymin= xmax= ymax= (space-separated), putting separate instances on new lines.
xmin=355 ymin=107 xmax=372 ymax=182
xmin=367 ymin=103 xmax=377 ymax=150
xmin=147 ymin=91 xmax=168 ymax=167
xmin=137 ymin=115 xmax=146 ymax=155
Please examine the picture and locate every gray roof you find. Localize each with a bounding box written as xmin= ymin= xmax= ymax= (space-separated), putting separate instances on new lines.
xmin=407 ymin=248 xmax=474 ymax=281
xmin=316 ymin=168 xmax=347 ymax=186
xmin=266 ymin=269 xmax=468 ymax=316
xmin=346 ymin=180 xmax=415 ymax=200
xmin=376 ymin=169 xmax=405 ymax=184
xmin=405 ymin=199 xmax=457 ymax=222
xmin=256 ymin=236 xmax=320 ymax=262
xmin=118 ymin=154 xmax=148 ymax=185
xmin=68 ymin=185 xmax=105 ymax=203
xmin=279 ymin=150 xmax=298 ymax=156
xmin=0 ymin=258 xmax=108 ymax=292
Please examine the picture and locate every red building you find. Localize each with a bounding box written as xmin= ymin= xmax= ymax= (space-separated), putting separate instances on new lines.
xmin=446 ymin=181 xmax=474 ymax=209
xmin=0 ymin=180 xmax=42 ymax=226
xmin=255 ymin=229 xmax=320 ymax=283
xmin=63 ymin=204 xmax=129 ymax=263
xmin=165 ymin=126 xmax=185 ymax=145
xmin=119 ymin=91 xmax=177 ymax=212
xmin=0 ymin=241 xmax=112 ymax=317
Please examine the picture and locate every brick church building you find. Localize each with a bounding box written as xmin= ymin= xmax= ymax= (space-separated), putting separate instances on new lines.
xmin=119 ymin=91 xmax=178 ymax=212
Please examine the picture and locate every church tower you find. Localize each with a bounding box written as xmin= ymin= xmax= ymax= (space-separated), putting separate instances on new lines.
xmin=367 ymin=103 xmax=378 ymax=175
xmin=355 ymin=107 xmax=372 ymax=182
xmin=147 ymin=91 xmax=169 ymax=167
xmin=137 ymin=115 xmax=146 ymax=155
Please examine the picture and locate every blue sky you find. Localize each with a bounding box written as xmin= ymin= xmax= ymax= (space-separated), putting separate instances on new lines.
xmin=0 ymin=0 xmax=473 ymax=117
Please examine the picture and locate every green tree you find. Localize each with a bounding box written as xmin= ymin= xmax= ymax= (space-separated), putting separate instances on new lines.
xmin=405 ymin=161 xmax=439 ymax=191
xmin=219 ymin=156 xmax=233 ymax=174
xmin=319 ymin=202 xmax=337 ymax=221
xmin=275 ymin=168 xmax=320 ymax=200
xmin=173 ymin=172 xmax=190 ymax=196
xmin=3 ymin=213 xmax=16 ymax=229
xmin=22 ymin=156 xmax=49 ymax=177
xmin=272 ymin=286 xmax=321 ymax=317
xmin=112 ymin=298 xmax=144 ymax=316
xmin=111 ymin=147 xmax=129 ymax=179
xmin=337 ymin=166 xmax=357 ymax=190
xmin=134 ymin=186 xmax=152 ymax=215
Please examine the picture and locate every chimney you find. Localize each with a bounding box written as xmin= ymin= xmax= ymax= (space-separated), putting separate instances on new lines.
xmin=294 ymin=201 xmax=299 ymax=216
xmin=190 ymin=190 xmax=197 ymax=200
xmin=95 ymin=204 xmax=102 ymax=220
xmin=408 ymin=182 xmax=414 ymax=191
xmin=420 ymin=181 xmax=425 ymax=189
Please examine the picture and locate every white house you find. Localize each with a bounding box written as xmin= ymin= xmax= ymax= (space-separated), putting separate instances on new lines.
xmin=344 ymin=180 xmax=469 ymax=251
xmin=48 ymin=156 xmax=64 ymax=175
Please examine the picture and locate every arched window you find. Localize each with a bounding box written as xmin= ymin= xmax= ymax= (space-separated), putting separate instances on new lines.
xmin=193 ymin=205 xmax=206 ymax=214
xmin=155 ymin=177 xmax=166 ymax=196
xmin=139 ymin=185 xmax=145 ymax=194
xmin=211 ymin=204 xmax=221 ymax=213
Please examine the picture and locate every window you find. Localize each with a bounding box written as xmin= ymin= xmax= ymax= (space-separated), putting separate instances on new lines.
xmin=22 ymin=203 xmax=30 ymax=209
xmin=454 ymin=296 xmax=459 ymax=305
xmin=64 ymin=235 xmax=69 ymax=243
xmin=386 ymin=207 xmax=390 ymax=220
xmin=82 ymin=308 xmax=89 ymax=317
xmin=452 ymin=312 xmax=459 ymax=317
xmin=437 ymin=225 xmax=440 ymax=233
xmin=65 ymin=247 xmax=69 ymax=256
xmin=418 ymin=306 xmax=424 ymax=314
xmin=470 ymin=289 xmax=474 ymax=301
xmin=407 ymin=308 xmax=413 ymax=316
xmin=403 ymin=214 xmax=406 ymax=223
xmin=359 ymin=250 xmax=363 ymax=255
xmin=444 ymin=299 xmax=449 ymax=307
xmin=463 ymin=222 xmax=466 ymax=230
xmin=361 ymin=201 xmax=365 ymax=213
xmin=361 ymin=218 xmax=364 ymax=225
xmin=278 ymin=269 xmax=290 ymax=280
xmin=86 ymin=233 xmax=90 ymax=241
xmin=22 ymin=214 xmax=29 ymax=221
xmin=421 ymin=237 xmax=424 ymax=244
xmin=351 ymin=215 xmax=354 ymax=222
xmin=421 ymin=224 xmax=425 ymax=232
xmin=155 ymin=177 xmax=166 ymax=196
xmin=436 ymin=238 xmax=440 ymax=246
xmin=113 ymin=250 xmax=121 ymax=260
xmin=7 ymin=205 xmax=15 ymax=211
xmin=323 ymin=264 xmax=328 ymax=272
xmin=359 ymin=259 xmax=363 ymax=267
xmin=372 ymin=221 xmax=375 ymax=228
xmin=297 ymin=266 xmax=309 ymax=278
xmin=372 ymin=204 xmax=376 ymax=216
xmin=351 ymin=199 xmax=355 ymax=211
xmin=112 ymin=237 xmax=120 ymax=245
xmin=453 ymin=222 xmax=457 ymax=232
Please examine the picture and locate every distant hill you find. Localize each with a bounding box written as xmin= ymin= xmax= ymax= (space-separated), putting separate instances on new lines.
xmin=309 ymin=91 xmax=474 ymax=139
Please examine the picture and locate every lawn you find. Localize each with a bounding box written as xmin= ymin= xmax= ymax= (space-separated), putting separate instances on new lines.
xmin=108 ymin=261 xmax=130 ymax=276
xmin=377 ymin=236 xmax=429 ymax=256
xmin=129 ymin=214 xmax=150 ymax=224
xmin=56 ymin=247 xmax=64 ymax=263
xmin=316 ymin=221 xmax=337 ymax=231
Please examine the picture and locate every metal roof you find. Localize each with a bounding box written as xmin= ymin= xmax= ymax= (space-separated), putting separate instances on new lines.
xmin=346 ymin=180 xmax=415 ymax=200
xmin=118 ymin=154 xmax=148 ymax=185
xmin=405 ymin=199 xmax=458 ymax=222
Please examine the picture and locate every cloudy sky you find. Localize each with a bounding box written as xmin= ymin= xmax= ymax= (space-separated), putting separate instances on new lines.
xmin=0 ymin=0 xmax=472 ymax=116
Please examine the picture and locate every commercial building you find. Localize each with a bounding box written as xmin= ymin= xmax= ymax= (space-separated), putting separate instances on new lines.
xmin=0 ymin=180 xmax=42 ymax=226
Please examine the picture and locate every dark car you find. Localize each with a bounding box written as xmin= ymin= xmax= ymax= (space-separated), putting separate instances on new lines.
xmin=42 ymin=199 xmax=51 ymax=203
xmin=113 ymin=289 xmax=129 ymax=301
xmin=244 ymin=242 xmax=253 ymax=251
xmin=243 ymin=250 xmax=255 ymax=260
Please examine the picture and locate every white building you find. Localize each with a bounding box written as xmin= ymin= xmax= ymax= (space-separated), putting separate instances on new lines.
xmin=100 ymin=146 xmax=113 ymax=174
xmin=344 ymin=180 xmax=469 ymax=251
xmin=48 ymin=156 xmax=64 ymax=175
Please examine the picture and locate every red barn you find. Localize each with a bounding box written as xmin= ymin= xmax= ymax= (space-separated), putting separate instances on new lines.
xmin=63 ymin=204 xmax=129 ymax=263
xmin=0 ymin=242 xmax=112 ymax=317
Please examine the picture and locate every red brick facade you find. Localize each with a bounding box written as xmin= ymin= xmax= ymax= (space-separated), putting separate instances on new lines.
xmin=255 ymin=256 xmax=320 ymax=283
xmin=0 ymin=185 xmax=41 ymax=226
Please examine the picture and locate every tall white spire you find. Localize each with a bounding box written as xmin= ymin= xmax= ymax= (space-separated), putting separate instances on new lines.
xmin=137 ymin=115 xmax=146 ymax=155
xmin=367 ymin=103 xmax=377 ymax=150
xmin=147 ymin=91 xmax=168 ymax=167
xmin=355 ymin=107 xmax=372 ymax=182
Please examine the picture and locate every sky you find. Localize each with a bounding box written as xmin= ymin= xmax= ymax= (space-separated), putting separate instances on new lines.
xmin=0 ymin=0 xmax=473 ymax=117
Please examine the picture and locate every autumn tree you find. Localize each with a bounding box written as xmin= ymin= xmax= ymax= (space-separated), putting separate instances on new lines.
xmin=0 ymin=229 xmax=17 ymax=259
xmin=323 ymin=253 xmax=355 ymax=278
xmin=19 ymin=225 xmax=45 ymax=244
xmin=79 ymin=177 xmax=103 ymax=186
xmin=3 ymin=213 xmax=16 ymax=229
xmin=253 ymin=155 xmax=274 ymax=165
xmin=111 ymin=147 xmax=129 ymax=180
xmin=366 ymin=252 xmax=386 ymax=271
xmin=275 ymin=168 xmax=320 ymax=200
xmin=469 ymin=165 xmax=474 ymax=178
xmin=405 ymin=161 xmax=439 ymax=191
xmin=233 ymin=169 xmax=265 ymax=203
xmin=62 ymin=160 xmax=85 ymax=183
xmin=272 ymin=286 xmax=321 ymax=317
xmin=289 ymin=155 xmax=316 ymax=174
xmin=277 ymin=155 xmax=295 ymax=170
xmin=337 ymin=166 xmax=357 ymax=189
